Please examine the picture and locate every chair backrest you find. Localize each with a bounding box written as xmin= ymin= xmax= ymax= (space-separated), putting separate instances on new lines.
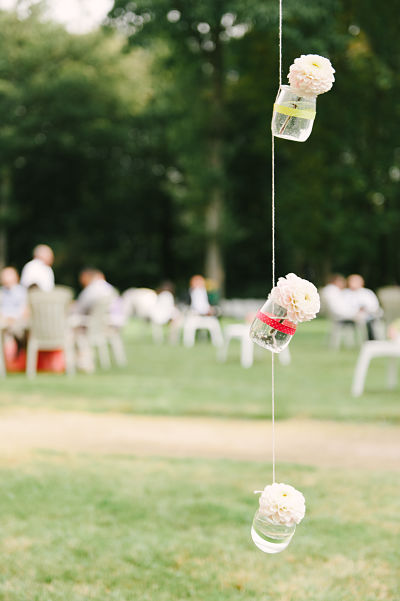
xmin=29 ymin=287 xmax=73 ymax=344
xmin=377 ymin=286 xmax=400 ymax=324
xmin=86 ymin=295 xmax=114 ymax=337
xmin=121 ymin=287 xmax=157 ymax=319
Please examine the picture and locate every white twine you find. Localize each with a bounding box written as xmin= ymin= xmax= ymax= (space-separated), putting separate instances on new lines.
xmin=279 ymin=0 xmax=283 ymax=87
xmin=270 ymin=0 xmax=282 ymax=484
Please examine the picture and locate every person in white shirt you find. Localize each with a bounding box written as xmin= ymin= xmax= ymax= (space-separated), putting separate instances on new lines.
xmin=20 ymin=244 xmax=55 ymax=291
xmin=0 ymin=266 xmax=29 ymax=356
xmin=150 ymin=281 xmax=183 ymax=344
xmin=342 ymin=274 xmax=382 ymax=339
xmin=189 ymin=274 xmax=214 ymax=315
xmin=320 ymin=274 xmax=359 ymax=321
xmin=75 ymin=268 xmax=116 ymax=315
xmin=72 ymin=268 xmax=120 ymax=372
xmin=0 ymin=267 xmax=27 ymax=322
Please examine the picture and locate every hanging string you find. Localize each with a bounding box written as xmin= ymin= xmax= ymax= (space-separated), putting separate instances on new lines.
xmin=278 ymin=0 xmax=283 ymax=87
xmin=271 ymin=133 xmax=276 ymax=484
xmin=271 ymin=0 xmax=283 ymax=484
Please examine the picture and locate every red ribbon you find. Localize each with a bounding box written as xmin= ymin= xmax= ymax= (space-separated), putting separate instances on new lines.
xmin=256 ymin=311 xmax=297 ymax=336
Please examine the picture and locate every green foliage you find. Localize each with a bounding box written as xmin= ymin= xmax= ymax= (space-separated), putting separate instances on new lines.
xmin=0 ymin=9 xmax=171 ymax=290
xmin=108 ymin=0 xmax=400 ymax=293
xmin=0 ymin=0 xmax=399 ymax=293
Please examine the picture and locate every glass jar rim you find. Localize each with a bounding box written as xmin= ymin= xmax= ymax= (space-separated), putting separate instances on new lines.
xmin=279 ymin=84 xmax=317 ymax=100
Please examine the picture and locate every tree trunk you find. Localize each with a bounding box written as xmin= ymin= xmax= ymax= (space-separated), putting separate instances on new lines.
xmin=204 ymin=16 xmax=225 ymax=295
xmin=0 ymin=167 xmax=11 ymax=270
xmin=205 ymin=144 xmax=224 ymax=290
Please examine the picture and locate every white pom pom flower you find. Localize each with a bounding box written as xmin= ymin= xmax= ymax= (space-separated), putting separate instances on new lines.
xmin=257 ymin=482 xmax=306 ymax=527
xmin=269 ymin=272 xmax=320 ymax=323
xmin=288 ymin=54 xmax=335 ymax=97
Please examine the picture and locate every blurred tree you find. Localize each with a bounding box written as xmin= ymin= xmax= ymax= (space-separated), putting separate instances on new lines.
xmin=0 ymin=0 xmax=399 ymax=296
xmin=109 ymin=0 xmax=400 ymax=293
xmin=0 ymin=7 xmax=160 ymax=289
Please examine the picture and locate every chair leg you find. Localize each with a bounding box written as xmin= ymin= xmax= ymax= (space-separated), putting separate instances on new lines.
xmin=75 ymin=332 xmax=95 ymax=373
xmin=218 ymin=334 xmax=231 ymax=363
xmin=26 ymin=341 xmax=38 ymax=378
xmin=344 ymin=324 xmax=356 ymax=348
xmin=168 ymin=316 xmax=183 ymax=345
xmin=387 ymin=358 xmax=398 ymax=390
xmin=97 ymin=340 xmax=111 ymax=369
xmin=0 ymin=332 xmax=6 ymax=377
xmin=109 ymin=332 xmax=127 ymax=366
xmin=352 ymin=345 xmax=373 ymax=397
xmin=151 ymin=322 xmax=164 ymax=344
xmin=278 ymin=347 xmax=291 ymax=366
xmin=64 ymin=342 xmax=75 ymax=376
xmin=210 ymin=324 xmax=223 ymax=348
xmin=330 ymin=323 xmax=341 ymax=350
xmin=241 ymin=336 xmax=254 ymax=368
xmin=183 ymin=323 xmax=195 ymax=347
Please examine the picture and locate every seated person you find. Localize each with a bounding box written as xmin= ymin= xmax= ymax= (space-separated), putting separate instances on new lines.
xmin=342 ymin=274 xmax=382 ymax=340
xmin=320 ymin=274 xmax=358 ymax=321
xmin=20 ymin=244 xmax=54 ymax=291
xmin=75 ymin=268 xmax=116 ymax=315
xmin=71 ymin=268 xmax=119 ymax=372
xmin=152 ymin=281 xmax=182 ymax=343
xmin=189 ymin=274 xmax=215 ymax=316
xmin=0 ymin=266 xmax=28 ymax=358
xmin=153 ymin=281 xmax=179 ymax=325
xmin=0 ymin=266 xmax=28 ymax=324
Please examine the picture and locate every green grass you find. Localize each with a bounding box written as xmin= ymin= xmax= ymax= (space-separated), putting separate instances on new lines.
xmin=0 ymin=319 xmax=399 ymax=423
xmin=0 ymin=452 xmax=399 ymax=601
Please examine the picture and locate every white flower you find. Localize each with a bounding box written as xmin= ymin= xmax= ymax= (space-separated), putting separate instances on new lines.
xmin=269 ymin=273 xmax=320 ymax=323
xmin=288 ymin=54 xmax=335 ymax=97
xmin=258 ymin=482 xmax=306 ymax=527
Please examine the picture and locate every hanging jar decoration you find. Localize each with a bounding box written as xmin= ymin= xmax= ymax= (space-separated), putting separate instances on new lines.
xmin=271 ymin=54 xmax=335 ymax=142
xmin=251 ymin=482 xmax=306 ymax=554
xmin=250 ymin=273 xmax=320 ymax=353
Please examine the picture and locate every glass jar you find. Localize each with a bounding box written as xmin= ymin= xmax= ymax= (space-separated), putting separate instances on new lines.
xmin=251 ymin=509 xmax=296 ymax=554
xmin=271 ymin=85 xmax=316 ymax=142
xmin=250 ymin=298 xmax=296 ymax=353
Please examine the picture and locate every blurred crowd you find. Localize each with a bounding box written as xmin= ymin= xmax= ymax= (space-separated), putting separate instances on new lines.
xmin=321 ymin=273 xmax=382 ymax=340
xmin=0 ymin=244 xmax=223 ymax=372
xmin=1 ymin=244 xmax=399 ymax=375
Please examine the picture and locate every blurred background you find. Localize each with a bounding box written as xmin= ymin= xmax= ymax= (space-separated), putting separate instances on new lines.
xmin=0 ymin=2 xmax=399 ymax=601
xmin=0 ymin=0 xmax=398 ymax=297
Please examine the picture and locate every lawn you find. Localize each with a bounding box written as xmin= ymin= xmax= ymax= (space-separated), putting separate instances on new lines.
xmin=0 ymin=452 xmax=399 ymax=601
xmin=0 ymin=319 xmax=398 ymax=423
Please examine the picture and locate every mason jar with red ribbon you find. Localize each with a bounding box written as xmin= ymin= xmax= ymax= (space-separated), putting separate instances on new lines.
xmin=250 ymin=298 xmax=297 ymax=353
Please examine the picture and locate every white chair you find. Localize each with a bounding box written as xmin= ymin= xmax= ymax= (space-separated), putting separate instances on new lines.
xmin=121 ymin=288 xmax=158 ymax=320
xmin=377 ymin=286 xmax=400 ymax=324
xmin=107 ymin=324 xmax=127 ymax=366
xmin=107 ymin=295 xmax=127 ymax=367
xmin=219 ymin=324 xmax=254 ymax=368
xmin=329 ymin=319 xmax=366 ymax=349
xmin=74 ymin=296 xmax=113 ymax=370
xmin=150 ymin=291 xmax=176 ymax=344
xmin=0 ymin=322 xmax=6 ymax=377
xmin=183 ymin=315 xmax=223 ymax=348
xmin=351 ymin=339 xmax=400 ymax=397
xmin=220 ymin=323 xmax=291 ymax=368
xmin=26 ymin=287 xmax=74 ymax=378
